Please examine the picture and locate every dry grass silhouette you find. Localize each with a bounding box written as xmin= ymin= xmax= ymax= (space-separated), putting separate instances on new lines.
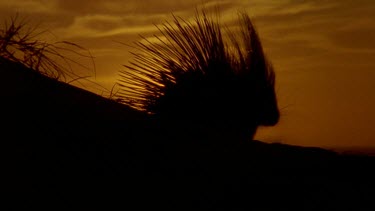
xmin=117 ymin=10 xmax=279 ymax=138
xmin=0 ymin=14 xmax=95 ymax=83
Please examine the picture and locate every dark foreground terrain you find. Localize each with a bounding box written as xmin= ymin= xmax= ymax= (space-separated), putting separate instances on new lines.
xmin=2 ymin=58 xmax=374 ymax=210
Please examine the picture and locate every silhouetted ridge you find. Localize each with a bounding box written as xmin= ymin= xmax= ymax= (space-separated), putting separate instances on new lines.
xmin=0 ymin=56 xmax=144 ymax=122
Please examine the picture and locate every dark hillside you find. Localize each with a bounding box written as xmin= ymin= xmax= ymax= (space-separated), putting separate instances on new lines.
xmin=2 ymin=57 xmax=374 ymax=210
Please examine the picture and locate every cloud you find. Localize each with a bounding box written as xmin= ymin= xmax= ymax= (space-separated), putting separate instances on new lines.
xmin=57 ymin=14 xmax=165 ymax=39
xmin=55 ymin=0 xmax=230 ymax=16
xmin=0 ymin=0 xmax=58 ymax=13
xmin=52 ymin=0 xmax=242 ymax=40
xmin=330 ymin=24 xmax=375 ymax=51
xmin=252 ymin=0 xmax=375 ymax=49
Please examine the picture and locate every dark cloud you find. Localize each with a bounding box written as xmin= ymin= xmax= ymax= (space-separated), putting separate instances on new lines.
xmin=83 ymin=17 xmax=123 ymax=32
xmin=331 ymin=27 xmax=375 ymax=50
xmin=56 ymin=0 xmax=233 ymax=16
xmin=0 ymin=0 xmax=73 ymax=28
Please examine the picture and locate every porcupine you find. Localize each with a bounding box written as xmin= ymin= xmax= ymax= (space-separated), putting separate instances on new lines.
xmin=117 ymin=10 xmax=279 ymax=144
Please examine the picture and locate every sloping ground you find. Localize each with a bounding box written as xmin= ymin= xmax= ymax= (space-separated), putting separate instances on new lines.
xmin=1 ymin=56 xmax=148 ymax=163
xmin=2 ymin=57 xmax=374 ymax=210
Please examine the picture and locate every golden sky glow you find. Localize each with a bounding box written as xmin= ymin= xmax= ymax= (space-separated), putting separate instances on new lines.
xmin=1 ymin=0 xmax=375 ymax=148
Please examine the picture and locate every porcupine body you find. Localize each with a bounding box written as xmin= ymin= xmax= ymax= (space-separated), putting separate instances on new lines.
xmin=118 ymin=10 xmax=279 ymax=141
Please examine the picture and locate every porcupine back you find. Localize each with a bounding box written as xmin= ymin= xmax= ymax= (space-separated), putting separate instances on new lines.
xmin=118 ymin=10 xmax=279 ymax=142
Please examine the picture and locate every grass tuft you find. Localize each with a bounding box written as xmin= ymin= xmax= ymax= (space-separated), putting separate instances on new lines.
xmin=0 ymin=13 xmax=95 ymax=84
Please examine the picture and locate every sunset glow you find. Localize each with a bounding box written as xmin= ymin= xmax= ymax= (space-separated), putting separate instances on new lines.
xmin=1 ymin=0 xmax=374 ymax=149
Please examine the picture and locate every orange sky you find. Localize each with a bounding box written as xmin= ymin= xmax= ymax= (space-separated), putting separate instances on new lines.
xmin=1 ymin=0 xmax=375 ymax=149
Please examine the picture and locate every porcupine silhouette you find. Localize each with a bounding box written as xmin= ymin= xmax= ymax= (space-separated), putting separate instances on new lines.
xmin=117 ymin=10 xmax=279 ymax=143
